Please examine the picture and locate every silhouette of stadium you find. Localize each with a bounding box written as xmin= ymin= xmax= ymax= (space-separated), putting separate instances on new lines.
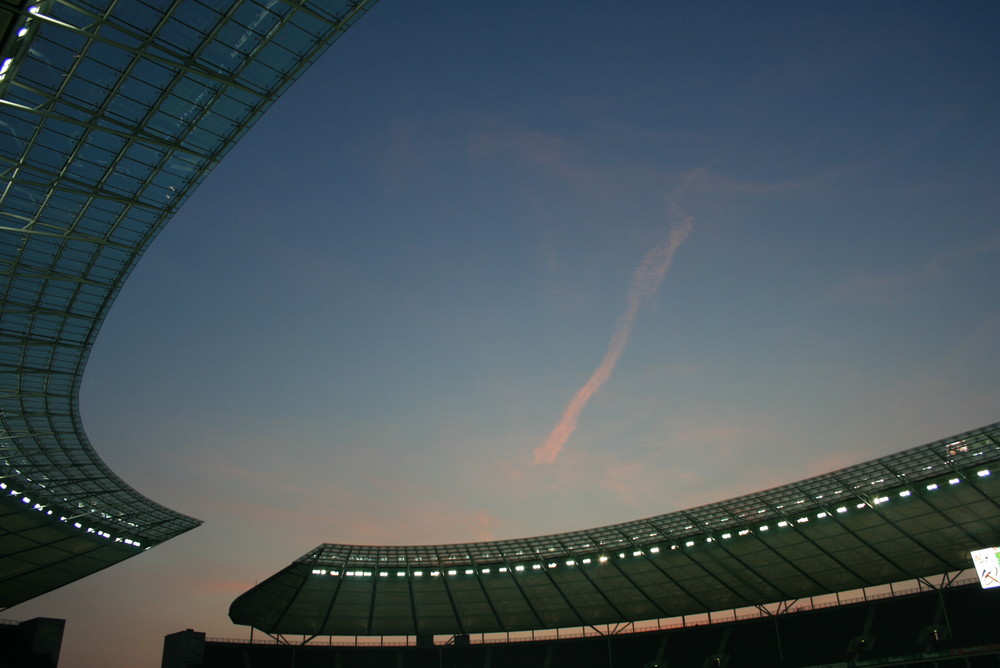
xmin=1 ymin=1 xmax=997 ymax=666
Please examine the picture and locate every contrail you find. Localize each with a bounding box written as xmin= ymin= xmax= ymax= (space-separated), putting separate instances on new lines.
xmin=533 ymin=216 xmax=693 ymax=465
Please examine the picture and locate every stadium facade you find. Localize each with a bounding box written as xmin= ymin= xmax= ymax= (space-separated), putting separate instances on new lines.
xmin=0 ymin=0 xmax=379 ymax=609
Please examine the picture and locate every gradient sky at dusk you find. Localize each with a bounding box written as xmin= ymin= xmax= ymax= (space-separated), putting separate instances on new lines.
xmin=9 ymin=2 xmax=1000 ymax=666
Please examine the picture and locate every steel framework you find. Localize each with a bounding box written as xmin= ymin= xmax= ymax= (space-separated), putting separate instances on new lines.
xmin=229 ymin=422 xmax=1000 ymax=637
xmin=0 ymin=0 xmax=379 ymax=608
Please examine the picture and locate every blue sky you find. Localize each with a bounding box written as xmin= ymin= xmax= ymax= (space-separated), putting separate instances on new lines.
xmin=11 ymin=1 xmax=1000 ymax=666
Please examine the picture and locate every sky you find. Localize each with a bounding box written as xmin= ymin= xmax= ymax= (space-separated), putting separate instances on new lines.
xmin=9 ymin=1 xmax=1000 ymax=666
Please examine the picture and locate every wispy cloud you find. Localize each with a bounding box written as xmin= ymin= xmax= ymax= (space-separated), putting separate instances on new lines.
xmin=533 ymin=214 xmax=693 ymax=465
xmin=468 ymin=127 xmax=605 ymax=188
xmin=831 ymin=236 xmax=1000 ymax=306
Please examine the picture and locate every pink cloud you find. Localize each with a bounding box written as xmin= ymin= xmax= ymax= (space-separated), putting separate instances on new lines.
xmin=534 ymin=217 xmax=693 ymax=465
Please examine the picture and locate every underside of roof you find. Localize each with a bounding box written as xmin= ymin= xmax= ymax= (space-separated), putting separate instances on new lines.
xmin=0 ymin=0 xmax=379 ymax=609
xmin=229 ymin=421 xmax=1000 ymax=636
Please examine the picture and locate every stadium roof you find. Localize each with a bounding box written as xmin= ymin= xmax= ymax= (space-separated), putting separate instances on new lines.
xmin=229 ymin=421 xmax=1000 ymax=637
xmin=0 ymin=0 xmax=378 ymax=608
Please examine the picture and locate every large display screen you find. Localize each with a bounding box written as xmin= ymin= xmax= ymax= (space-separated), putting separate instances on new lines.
xmin=971 ymin=547 xmax=1000 ymax=589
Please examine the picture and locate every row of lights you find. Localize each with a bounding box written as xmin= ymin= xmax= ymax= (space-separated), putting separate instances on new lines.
xmin=313 ymin=453 xmax=998 ymax=568
xmin=1 ymin=481 xmax=143 ymax=547
xmin=311 ymin=550 xmax=668 ymax=579
xmin=0 ymin=6 xmax=39 ymax=84
xmin=310 ymin=469 xmax=993 ymax=580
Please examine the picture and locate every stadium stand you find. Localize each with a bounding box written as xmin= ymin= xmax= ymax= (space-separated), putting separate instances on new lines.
xmin=168 ymin=583 xmax=1000 ymax=667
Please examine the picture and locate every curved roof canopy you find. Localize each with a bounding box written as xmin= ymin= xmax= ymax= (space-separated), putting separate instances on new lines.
xmin=230 ymin=422 xmax=1000 ymax=637
xmin=0 ymin=0 xmax=378 ymax=608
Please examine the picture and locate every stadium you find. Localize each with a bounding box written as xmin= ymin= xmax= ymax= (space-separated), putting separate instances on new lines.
xmin=1 ymin=1 xmax=998 ymax=666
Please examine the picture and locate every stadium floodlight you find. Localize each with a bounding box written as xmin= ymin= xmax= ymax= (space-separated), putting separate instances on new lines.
xmin=949 ymin=478 xmax=961 ymax=485
xmin=978 ymin=469 xmax=991 ymax=477
xmin=899 ymin=490 xmax=911 ymax=497
xmin=927 ymin=483 xmax=939 ymax=491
